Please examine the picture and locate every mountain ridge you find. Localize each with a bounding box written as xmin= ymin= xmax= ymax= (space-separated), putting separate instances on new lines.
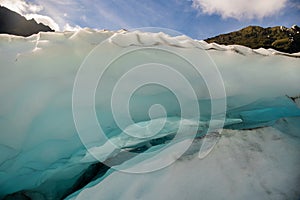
xmin=205 ymin=25 xmax=300 ymax=53
xmin=0 ymin=6 xmax=53 ymax=37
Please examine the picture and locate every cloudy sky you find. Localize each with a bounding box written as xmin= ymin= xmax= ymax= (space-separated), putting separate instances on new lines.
xmin=0 ymin=0 xmax=299 ymax=39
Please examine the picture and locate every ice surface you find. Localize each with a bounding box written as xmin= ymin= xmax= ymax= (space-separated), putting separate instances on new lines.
xmin=68 ymin=117 xmax=300 ymax=200
xmin=0 ymin=29 xmax=299 ymax=199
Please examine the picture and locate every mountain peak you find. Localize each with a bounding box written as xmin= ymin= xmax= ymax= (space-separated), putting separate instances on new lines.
xmin=0 ymin=6 xmax=54 ymax=37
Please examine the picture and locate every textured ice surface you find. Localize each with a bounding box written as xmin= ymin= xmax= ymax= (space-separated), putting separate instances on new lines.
xmin=0 ymin=29 xmax=300 ymax=199
xmin=69 ymin=117 xmax=300 ymax=200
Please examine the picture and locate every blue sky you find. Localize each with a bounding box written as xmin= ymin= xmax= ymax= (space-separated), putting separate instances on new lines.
xmin=1 ymin=0 xmax=299 ymax=39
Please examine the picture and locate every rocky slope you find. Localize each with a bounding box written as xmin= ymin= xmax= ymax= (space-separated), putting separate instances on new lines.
xmin=0 ymin=6 xmax=53 ymax=37
xmin=205 ymin=25 xmax=300 ymax=53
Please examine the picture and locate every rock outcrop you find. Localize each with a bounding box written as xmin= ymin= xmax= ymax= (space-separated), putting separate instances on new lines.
xmin=0 ymin=6 xmax=53 ymax=37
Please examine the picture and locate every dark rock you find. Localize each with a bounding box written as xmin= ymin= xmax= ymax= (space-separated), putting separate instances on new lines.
xmin=205 ymin=25 xmax=300 ymax=53
xmin=0 ymin=6 xmax=54 ymax=37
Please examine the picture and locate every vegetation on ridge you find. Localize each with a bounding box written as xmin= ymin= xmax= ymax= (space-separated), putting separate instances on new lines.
xmin=205 ymin=25 xmax=300 ymax=53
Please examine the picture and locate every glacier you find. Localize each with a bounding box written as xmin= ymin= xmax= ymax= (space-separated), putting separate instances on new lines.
xmin=68 ymin=117 xmax=300 ymax=200
xmin=0 ymin=29 xmax=300 ymax=199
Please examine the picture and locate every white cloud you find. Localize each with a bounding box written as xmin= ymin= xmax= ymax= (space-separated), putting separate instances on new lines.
xmin=192 ymin=0 xmax=288 ymax=20
xmin=0 ymin=0 xmax=60 ymax=31
xmin=63 ymin=23 xmax=82 ymax=31
xmin=25 ymin=14 xmax=60 ymax=31
xmin=0 ymin=0 xmax=42 ymax=15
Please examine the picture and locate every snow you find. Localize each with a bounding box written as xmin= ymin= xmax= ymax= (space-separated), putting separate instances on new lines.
xmin=69 ymin=117 xmax=300 ymax=200
xmin=0 ymin=29 xmax=299 ymax=199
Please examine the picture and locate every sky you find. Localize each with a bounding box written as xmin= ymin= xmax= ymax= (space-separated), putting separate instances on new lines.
xmin=0 ymin=0 xmax=299 ymax=39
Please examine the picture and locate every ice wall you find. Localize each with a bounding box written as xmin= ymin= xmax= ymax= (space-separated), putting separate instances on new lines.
xmin=0 ymin=29 xmax=300 ymax=198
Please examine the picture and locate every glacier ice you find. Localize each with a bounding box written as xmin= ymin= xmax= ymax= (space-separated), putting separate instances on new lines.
xmin=0 ymin=29 xmax=299 ymax=199
xmin=68 ymin=116 xmax=300 ymax=200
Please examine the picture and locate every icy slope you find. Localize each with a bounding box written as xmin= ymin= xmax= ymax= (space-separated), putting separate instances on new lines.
xmin=68 ymin=117 xmax=300 ymax=200
xmin=0 ymin=29 xmax=300 ymax=199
